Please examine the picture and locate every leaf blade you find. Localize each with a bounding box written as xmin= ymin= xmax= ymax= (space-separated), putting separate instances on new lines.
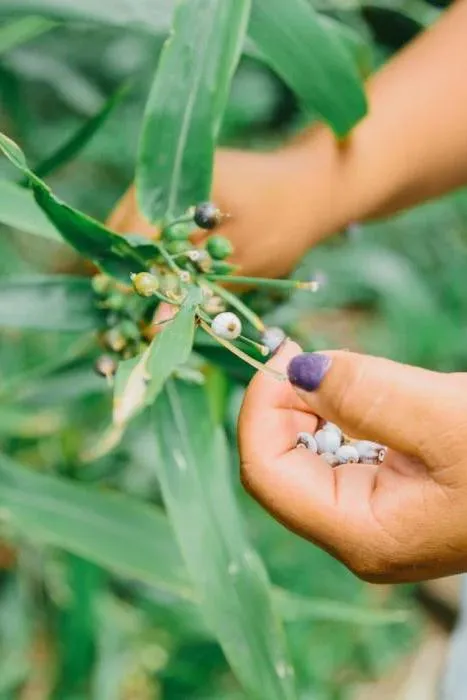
xmin=249 ymin=0 xmax=367 ymax=136
xmin=152 ymin=380 xmax=297 ymax=700
xmin=137 ymin=0 xmax=251 ymax=222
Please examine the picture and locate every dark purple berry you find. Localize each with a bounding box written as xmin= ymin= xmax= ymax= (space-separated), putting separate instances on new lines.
xmin=194 ymin=202 xmax=222 ymax=230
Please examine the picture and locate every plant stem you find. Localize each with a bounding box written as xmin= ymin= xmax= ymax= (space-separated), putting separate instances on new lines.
xmin=205 ymin=275 xmax=319 ymax=292
xmin=204 ymin=281 xmax=266 ymax=333
xmin=153 ymin=242 xmax=182 ymax=274
xmin=198 ymin=319 xmax=286 ymax=382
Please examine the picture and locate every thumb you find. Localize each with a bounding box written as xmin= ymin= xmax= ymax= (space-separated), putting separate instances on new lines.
xmin=286 ymin=350 xmax=462 ymax=457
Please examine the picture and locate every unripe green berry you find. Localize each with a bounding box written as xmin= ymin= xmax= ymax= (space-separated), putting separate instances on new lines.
xmin=206 ymin=235 xmax=233 ymax=261
xmin=118 ymin=319 xmax=141 ymax=342
xmin=165 ymin=240 xmax=191 ymax=256
xmin=210 ymin=260 xmax=237 ymax=275
xmin=105 ymin=293 xmax=125 ymax=311
xmin=92 ymin=273 xmax=112 ymax=296
xmin=194 ymin=202 xmax=222 ymax=230
xmin=131 ymin=272 xmax=159 ymax=297
xmin=161 ymin=224 xmax=190 ymax=243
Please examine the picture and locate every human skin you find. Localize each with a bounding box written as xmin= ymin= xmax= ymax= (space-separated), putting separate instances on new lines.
xmin=109 ymin=1 xmax=467 ymax=580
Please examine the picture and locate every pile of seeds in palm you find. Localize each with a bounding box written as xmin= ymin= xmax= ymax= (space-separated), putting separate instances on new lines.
xmin=296 ymin=422 xmax=387 ymax=466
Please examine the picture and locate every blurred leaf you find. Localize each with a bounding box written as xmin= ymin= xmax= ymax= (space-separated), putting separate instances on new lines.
xmin=0 ymin=576 xmax=33 ymax=694
xmin=0 ymin=275 xmax=98 ymax=331
xmin=137 ymin=0 xmax=251 ymax=222
xmin=0 ymin=132 xmax=148 ymax=280
xmin=0 ymin=452 xmax=192 ymax=600
xmin=113 ymin=287 xmax=201 ymax=428
xmin=28 ymin=84 xmax=130 ymax=181
xmin=0 ymin=179 xmax=60 ymax=241
xmin=249 ymin=0 xmax=367 ymax=136
xmin=0 ymin=16 xmax=56 ymax=55
xmin=0 ymin=0 xmax=174 ymax=33
xmin=0 ymin=405 xmax=64 ymax=438
xmin=152 ymin=380 xmax=297 ymax=700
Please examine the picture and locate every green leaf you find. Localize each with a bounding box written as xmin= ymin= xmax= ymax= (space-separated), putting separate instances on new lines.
xmin=0 ymin=16 xmax=56 ymax=55
xmin=113 ymin=288 xmax=201 ymax=427
xmin=0 ymin=275 xmax=98 ymax=331
xmin=0 ymin=179 xmax=60 ymax=241
xmin=0 ymin=132 xmax=147 ymax=280
xmin=32 ymin=83 xmax=130 ymax=181
xmin=137 ymin=0 xmax=251 ymax=222
xmin=152 ymin=380 xmax=296 ymax=700
xmin=249 ymin=0 xmax=367 ymax=136
xmin=0 ymin=452 xmax=192 ymax=601
xmin=0 ymin=0 xmax=174 ymax=33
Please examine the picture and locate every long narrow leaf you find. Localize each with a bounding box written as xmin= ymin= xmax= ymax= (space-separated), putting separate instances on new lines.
xmin=0 ymin=132 xmax=147 ymax=280
xmin=249 ymin=0 xmax=367 ymax=136
xmin=137 ymin=0 xmax=251 ymax=222
xmin=152 ymin=380 xmax=296 ymax=700
xmin=0 ymin=16 xmax=56 ymax=55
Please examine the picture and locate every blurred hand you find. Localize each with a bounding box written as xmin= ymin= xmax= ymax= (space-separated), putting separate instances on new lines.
xmin=108 ymin=148 xmax=320 ymax=279
xmin=239 ymin=343 xmax=467 ymax=583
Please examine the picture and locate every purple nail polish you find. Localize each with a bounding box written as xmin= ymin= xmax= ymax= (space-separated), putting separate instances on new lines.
xmin=287 ymin=353 xmax=332 ymax=392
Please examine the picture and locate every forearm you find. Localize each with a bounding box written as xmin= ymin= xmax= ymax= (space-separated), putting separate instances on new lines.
xmin=283 ymin=0 xmax=467 ymax=240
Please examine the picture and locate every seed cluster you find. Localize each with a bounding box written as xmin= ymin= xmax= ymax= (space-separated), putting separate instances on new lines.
xmin=296 ymin=423 xmax=387 ymax=466
xmin=91 ymin=201 xmax=320 ymax=383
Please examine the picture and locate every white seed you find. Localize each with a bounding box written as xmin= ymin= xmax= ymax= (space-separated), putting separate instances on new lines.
xmin=296 ymin=432 xmax=318 ymax=453
xmin=354 ymin=440 xmax=386 ymax=463
xmin=322 ymin=422 xmax=343 ymax=440
xmin=335 ymin=445 xmax=360 ymax=464
xmin=211 ymin=312 xmax=242 ymax=340
xmin=321 ymin=452 xmax=339 ymax=467
xmin=315 ymin=428 xmax=341 ymax=455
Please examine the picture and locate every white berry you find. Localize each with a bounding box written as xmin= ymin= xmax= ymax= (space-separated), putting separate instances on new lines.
xmin=211 ymin=312 xmax=242 ymax=340
xmin=315 ymin=428 xmax=341 ymax=455
xmin=321 ymin=452 xmax=339 ymax=467
xmin=296 ymin=432 xmax=318 ymax=453
xmin=262 ymin=327 xmax=286 ymax=355
xmin=354 ymin=441 xmax=386 ymax=463
xmin=322 ymin=422 xmax=343 ymax=440
xmin=335 ymin=445 xmax=360 ymax=464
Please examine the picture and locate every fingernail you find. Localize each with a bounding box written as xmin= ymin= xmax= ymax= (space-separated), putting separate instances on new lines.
xmin=287 ymin=352 xmax=332 ymax=391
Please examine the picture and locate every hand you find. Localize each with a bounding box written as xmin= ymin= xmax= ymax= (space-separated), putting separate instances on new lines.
xmin=239 ymin=343 xmax=467 ymax=583
xmin=108 ymin=148 xmax=323 ymax=279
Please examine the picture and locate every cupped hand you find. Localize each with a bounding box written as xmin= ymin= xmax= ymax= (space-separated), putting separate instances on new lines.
xmin=108 ymin=149 xmax=316 ymax=279
xmin=239 ymin=343 xmax=467 ymax=583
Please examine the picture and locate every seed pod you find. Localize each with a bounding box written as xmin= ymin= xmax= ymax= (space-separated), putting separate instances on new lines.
xmin=194 ymin=202 xmax=223 ymax=230
xmin=131 ymin=272 xmax=159 ymax=297
xmin=94 ymin=354 xmax=117 ymax=378
xmin=296 ymin=432 xmax=318 ymax=453
xmin=321 ymin=452 xmax=340 ymax=467
xmin=92 ymin=273 xmax=112 ymax=296
xmin=261 ymin=327 xmax=286 ymax=355
xmin=206 ymin=235 xmax=233 ymax=260
xmin=211 ymin=312 xmax=242 ymax=340
xmin=315 ymin=428 xmax=341 ymax=455
xmin=335 ymin=445 xmax=360 ymax=464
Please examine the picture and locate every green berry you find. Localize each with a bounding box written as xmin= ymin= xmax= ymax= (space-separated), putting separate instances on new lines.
xmin=91 ymin=273 xmax=112 ymax=296
xmin=161 ymin=224 xmax=191 ymax=243
xmin=119 ymin=319 xmax=141 ymax=342
xmin=194 ymin=202 xmax=222 ymax=230
xmin=105 ymin=293 xmax=126 ymax=311
xmin=206 ymin=235 xmax=233 ymax=261
xmin=165 ymin=240 xmax=191 ymax=256
xmin=210 ymin=260 xmax=237 ymax=275
xmin=131 ymin=272 xmax=159 ymax=297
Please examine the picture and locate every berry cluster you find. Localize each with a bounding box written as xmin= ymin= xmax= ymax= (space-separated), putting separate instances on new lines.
xmin=91 ymin=202 xmax=318 ymax=382
xmin=296 ymin=423 xmax=387 ymax=467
